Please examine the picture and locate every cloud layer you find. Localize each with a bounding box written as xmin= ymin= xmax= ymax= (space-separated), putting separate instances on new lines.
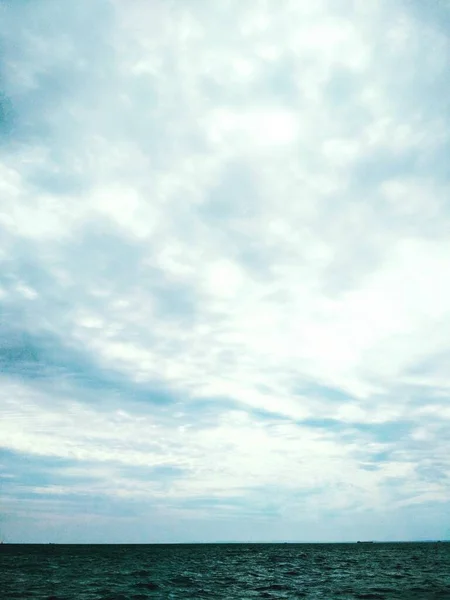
xmin=1 ymin=0 xmax=450 ymax=542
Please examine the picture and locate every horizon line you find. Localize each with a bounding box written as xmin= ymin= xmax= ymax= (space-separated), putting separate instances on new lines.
xmin=3 ymin=540 xmax=449 ymax=545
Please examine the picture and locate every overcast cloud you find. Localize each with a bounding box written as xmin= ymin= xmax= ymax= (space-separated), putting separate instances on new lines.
xmin=1 ymin=0 xmax=450 ymax=543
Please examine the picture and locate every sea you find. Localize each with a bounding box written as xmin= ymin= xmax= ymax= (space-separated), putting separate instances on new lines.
xmin=1 ymin=542 xmax=449 ymax=600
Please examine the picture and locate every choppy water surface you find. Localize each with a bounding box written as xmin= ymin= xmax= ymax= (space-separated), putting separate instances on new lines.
xmin=1 ymin=542 xmax=449 ymax=599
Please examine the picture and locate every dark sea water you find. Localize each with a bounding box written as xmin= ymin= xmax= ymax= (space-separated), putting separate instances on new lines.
xmin=1 ymin=542 xmax=450 ymax=600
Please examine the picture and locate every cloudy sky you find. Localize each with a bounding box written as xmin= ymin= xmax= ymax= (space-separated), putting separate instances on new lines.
xmin=1 ymin=0 xmax=450 ymax=543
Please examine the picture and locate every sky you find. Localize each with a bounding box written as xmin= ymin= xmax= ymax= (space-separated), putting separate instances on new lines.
xmin=1 ymin=0 xmax=450 ymax=544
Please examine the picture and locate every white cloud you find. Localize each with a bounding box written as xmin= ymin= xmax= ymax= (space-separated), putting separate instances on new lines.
xmin=1 ymin=0 xmax=450 ymax=540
